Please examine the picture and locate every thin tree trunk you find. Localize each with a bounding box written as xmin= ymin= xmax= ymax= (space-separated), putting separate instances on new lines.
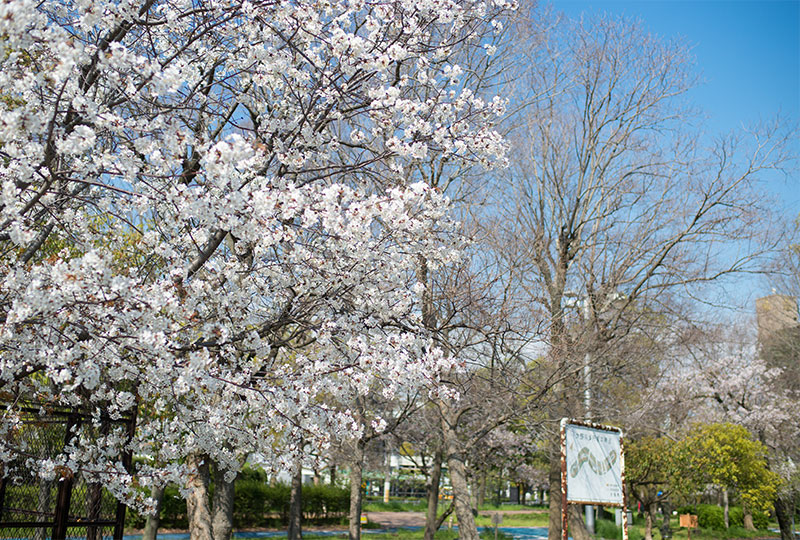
xmin=659 ymin=500 xmax=672 ymax=540
xmin=548 ymin=455 xmax=592 ymax=540
xmin=383 ymin=441 xmax=392 ymax=503
xmin=33 ymin=479 xmax=51 ymax=540
xmin=441 ymin=402 xmax=479 ymax=540
xmin=644 ymin=503 xmax=654 ymax=540
xmin=424 ymin=447 xmax=444 ymax=540
xmin=742 ymin=501 xmax=755 ymax=531
xmin=348 ymin=440 xmax=366 ymax=540
xmin=447 ymin=454 xmax=479 ymax=540
xmin=288 ymin=463 xmax=303 ymax=540
xmin=330 ymin=463 xmax=336 ymax=486
xmin=774 ymin=495 xmax=793 ymax=540
xmin=212 ymin=464 xmax=236 ymax=540
xmin=477 ymin=473 xmax=487 ymax=508
xmin=142 ymin=485 xmax=165 ymax=540
xmin=186 ymin=453 xmax=213 ymax=540
xmin=547 ymin=458 xmax=562 ymax=540
xmin=722 ymin=488 xmax=729 ymax=529
xmin=568 ymin=505 xmax=593 ymax=540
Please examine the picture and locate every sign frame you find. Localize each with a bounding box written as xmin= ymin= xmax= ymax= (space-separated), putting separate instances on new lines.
xmin=560 ymin=418 xmax=629 ymax=540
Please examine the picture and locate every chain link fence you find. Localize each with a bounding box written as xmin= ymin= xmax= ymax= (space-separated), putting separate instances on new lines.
xmin=0 ymin=406 xmax=135 ymax=540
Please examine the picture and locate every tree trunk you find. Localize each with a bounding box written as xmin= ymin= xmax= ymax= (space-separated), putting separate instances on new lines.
xmin=142 ymin=485 xmax=165 ymax=540
xmin=313 ymin=467 xmax=321 ymax=486
xmin=547 ymin=458 xmax=562 ymax=540
xmin=659 ymin=499 xmax=672 ymax=540
xmin=212 ymin=465 xmax=236 ymax=540
xmin=548 ymin=456 xmax=592 ymax=540
xmin=447 ymin=453 xmax=479 ymax=540
xmin=330 ymin=463 xmax=337 ymax=486
xmin=289 ymin=463 xmax=303 ymax=540
xmin=644 ymin=503 xmax=654 ymax=540
xmin=520 ymin=483 xmax=527 ymax=506
xmin=440 ymin=401 xmax=479 ymax=540
xmin=424 ymin=447 xmax=444 ymax=540
xmin=348 ymin=440 xmax=366 ymax=540
xmin=186 ymin=453 xmax=213 ymax=540
xmin=741 ymin=501 xmax=755 ymax=531
xmin=774 ymin=494 xmax=794 ymax=540
xmin=33 ymin=479 xmax=51 ymax=540
xmin=722 ymin=488 xmax=729 ymax=529
xmin=477 ymin=473 xmax=487 ymax=508
xmin=383 ymin=442 xmax=392 ymax=503
xmin=568 ymin=505 xmax=593 ymax=540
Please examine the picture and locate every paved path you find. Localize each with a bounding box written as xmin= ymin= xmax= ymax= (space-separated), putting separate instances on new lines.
xmin=366 ymin=510 xmax=548 ymax=528
xmin=366 ymin=511 xmax=427 ymax=527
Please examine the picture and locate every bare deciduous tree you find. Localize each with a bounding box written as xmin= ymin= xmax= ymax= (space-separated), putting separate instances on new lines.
xmin=490 ymin=12 xmax=795 ymax=540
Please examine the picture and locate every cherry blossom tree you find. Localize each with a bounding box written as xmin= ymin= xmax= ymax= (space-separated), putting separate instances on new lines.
xmin=0 ymin=0 xmax=513 ymax=537
xmin=663 ymin=321 xmax=800 ymax=539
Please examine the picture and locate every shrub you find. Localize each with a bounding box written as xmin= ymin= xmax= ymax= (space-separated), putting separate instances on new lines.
xmin=696 ymin=504 xmax=725 ymax=531
xmin=302 ymin=484 xmax=350 ymax=519
xmin=128 ymin=478 xmax=351 ymax=529
xmin=595 ymin=518 xmax=622 ymax=539
xmin=729 ymin=506 xmax=743 ymax=527
xmin=751 ymin=509 xmax=769 ymax=530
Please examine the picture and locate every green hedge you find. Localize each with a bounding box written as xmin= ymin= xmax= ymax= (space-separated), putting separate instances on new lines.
xmin=675 ymin=504 xmax=769 ymax=531
xmin=127 ymin=481 xmax=350 ymax=529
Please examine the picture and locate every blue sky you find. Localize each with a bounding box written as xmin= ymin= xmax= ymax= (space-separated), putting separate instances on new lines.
xmin=549 ymin=0 xmax=800 ymax=213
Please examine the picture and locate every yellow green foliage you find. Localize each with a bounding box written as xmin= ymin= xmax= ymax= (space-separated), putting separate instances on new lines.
xmin=671 ymin=423 xmax=781 ymax=513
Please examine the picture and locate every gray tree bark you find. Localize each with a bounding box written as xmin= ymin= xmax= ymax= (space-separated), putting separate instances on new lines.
xmin=142 ymin=485 xmax=165 ymax=540
xmin=441 ymin=401 xmax=479 ymax=540
xmin=33 ymin=479 xmax=51 ymax=540
xmin=348 ymin=440 xmax=366 ymax=540
xmin=643 ymin=502 xmax=654 ymax=540
xmin=722 ymin=488 xmax=729 ymax=529
xmin=423 ymin=448 xmax=444 ymax=540
xmin=547 ymin=457 xmax=592 ymax=540
xmin=212 ymin=465 xmax=236 ymax=540
xmin=660 ymin=500 xmax=672 ymax=539
xmin=774 ymin=494 xmax=794 ymax=540
xmin=288 ymin=464 xmax=303 ymax=540
xmin=476 ymin=473 xmax=487 ymax=509
xmin=186 ymin=453 xmax=213 ymax=540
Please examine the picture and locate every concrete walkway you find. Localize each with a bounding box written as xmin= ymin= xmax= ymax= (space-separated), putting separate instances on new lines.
xmin=366 ymin=511 xmax=427 ymax=527
xmin=366 ymin=509 xmax=548 ymax=528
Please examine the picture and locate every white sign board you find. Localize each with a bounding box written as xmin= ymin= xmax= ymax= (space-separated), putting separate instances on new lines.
xmin=564 ymin=422 xmax=623 ymax=505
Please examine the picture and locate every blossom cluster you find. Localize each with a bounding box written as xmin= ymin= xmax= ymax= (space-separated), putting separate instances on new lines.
xmin=0 ymin=0 xmax=510 ymax=509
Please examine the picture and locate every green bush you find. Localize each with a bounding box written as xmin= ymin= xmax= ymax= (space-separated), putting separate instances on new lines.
xmin=595 ymin=518 xmax=622 ymax=539
xmin=302 ymin=484 xmax=350 ymax=519
xmin=160 ymin=485 xmax=189 ymax=528
xmin=594 ymin=518 xmax=644 ymax=540
xmin=751 ymin=509 xmax=769 ymax=530
xmin=128 ymin=478 xmax=351 ymax=529
xmin=728 ymin=506 xmax=743 ymax=527
xmin=696 ymin=504 xmax=725 ymax=531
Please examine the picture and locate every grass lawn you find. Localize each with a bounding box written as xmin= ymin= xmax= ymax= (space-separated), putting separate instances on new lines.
xmin=474 ymin=512 xmax=550 ymax=528
xmin=594 ymin=516 xmax=780 ymax=540
xmin=363 ymin=500 xmax=429 ymax=512
xmin=304 ymin=529 xmax=509 ymax=540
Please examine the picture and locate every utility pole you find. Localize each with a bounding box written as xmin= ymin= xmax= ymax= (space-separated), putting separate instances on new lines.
xmin=583 ymin=298 xmax=595 ymax=535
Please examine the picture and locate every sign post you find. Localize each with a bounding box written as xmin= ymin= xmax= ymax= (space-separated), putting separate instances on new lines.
xmin=560 ymin=418 xmax=628 ymax=540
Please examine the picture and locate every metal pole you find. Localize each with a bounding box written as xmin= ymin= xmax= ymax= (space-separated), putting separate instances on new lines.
xmin=620 ymin=433 xmax=629 ymax=540
xmin=561 ymin=419 xmax=569 ymax=540
xmin=583 ymin=297 xmax=595 ymax=535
